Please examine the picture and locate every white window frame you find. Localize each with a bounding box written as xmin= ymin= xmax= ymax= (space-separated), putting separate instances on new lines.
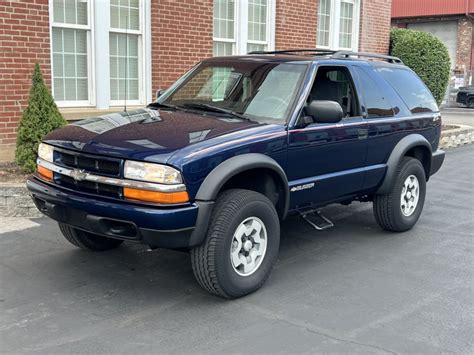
xmin=109 ymin=0 xmax=146 ymax=107
xmin=213 ymin=0 xmax=276 ymax=56
xmin=49 ymin=0 xmax=152 ymax=109
xmin=49 ymin=0 xmax=95 ymax=107
xmin=316 ymin=0 xmax=360 ymax=51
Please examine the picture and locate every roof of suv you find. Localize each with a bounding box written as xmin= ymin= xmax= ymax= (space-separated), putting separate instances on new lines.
xmin=206 ymin=49 xmax=404 ymax=66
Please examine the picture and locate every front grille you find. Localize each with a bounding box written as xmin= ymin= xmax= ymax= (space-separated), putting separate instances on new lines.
xmin=54 ymin=150 xmax=121 ymax=177
xmin=54 ymin=174 xmax=122 ymax=198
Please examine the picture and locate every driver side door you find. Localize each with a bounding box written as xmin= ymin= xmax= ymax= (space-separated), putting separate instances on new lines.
xmin=287 ymin=64 xmax=368 ymax=210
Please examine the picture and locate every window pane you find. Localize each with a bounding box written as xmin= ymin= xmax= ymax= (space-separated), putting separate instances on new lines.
xmin=376 ymin=67 xmax=438 ymax=113
xmin=111 ymin=0 xmax=140 ymax=30
xmin=317 ymin=0 xmax=331 ymax=47
xmin=247 ymin=43 xmax=266 ymax=53
xmin=52 ymin=27 xmax=88 ymax=101
xmin=248 ymin=0 xmax=267 ymax=42
xmin=353 ymin=67 xmax=394 ymax=118
xmin=213 ymin=0 xmax=235 ymax=39
xmin=213 ymin=41 xmax=234 ymax=56
xmin=338 ymin=1 xmax=353 ymax=49
xmin=53 ymin=0 xmax=88 ymax=26
xmin=109 ymin=33 xmax=140 ymax=101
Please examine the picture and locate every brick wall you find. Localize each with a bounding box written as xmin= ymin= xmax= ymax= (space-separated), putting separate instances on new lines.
xmin=456 ymin=17 xmax=473 ymax=71
xmin=151 ymin=0 xmax=213 ymax=91
xmin=275 ymin=0 xmax=318 ymax=49
xmin=0 ymin=0 xmax=51 ymax=162
xmin=359 ymin=0 xmax=392 ymax=54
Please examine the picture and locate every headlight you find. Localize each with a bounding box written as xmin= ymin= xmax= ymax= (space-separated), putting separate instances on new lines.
xmin=38 ymin=143 xmax=54 ymax=162
xmin=124 ymin=161 xmax=183 ymax=184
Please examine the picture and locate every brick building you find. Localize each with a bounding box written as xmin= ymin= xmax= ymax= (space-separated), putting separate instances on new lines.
xmin=0 ymin=0 xmax=392 ymax=162
xmin=391 ymin=0 xmax=474 ymax=72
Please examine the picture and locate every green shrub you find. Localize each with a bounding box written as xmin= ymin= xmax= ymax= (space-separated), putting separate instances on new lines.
xmin=389 ymin=28 xmax=450 ymax=106
xmin=15 ymin=63 xmax=67 ymax=173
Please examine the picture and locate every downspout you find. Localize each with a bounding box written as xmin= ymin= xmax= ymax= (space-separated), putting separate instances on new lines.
xmin=466 ymin=0 xmax=474 ymax=20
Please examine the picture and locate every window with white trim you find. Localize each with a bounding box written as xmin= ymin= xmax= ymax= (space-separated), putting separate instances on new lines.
xmin=316 ymin=0 xmax=360 ymax=51
xmin=213 ymin=0 xmax=275 ymax=56
xmin=110 ymin=0 xmax=142 ymax=103
xmin=51 ymin=0 xmax=91 ymax=104
xmin=50 ymin=0 xmax=151 ymax=108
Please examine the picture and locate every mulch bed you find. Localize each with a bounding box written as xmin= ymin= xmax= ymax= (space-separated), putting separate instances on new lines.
xmin=0 ymin=162 xmax=29 ymax=184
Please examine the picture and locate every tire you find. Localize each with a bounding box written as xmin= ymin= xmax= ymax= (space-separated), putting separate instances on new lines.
xmin=373 ymin=157 xmax=426 ymax=232
xmin=191 ymin=189 xmax=280 ymax=299
xmin=468 ymin=97 xmax=474 ymax=109
xmin=58 ymin=223 xmax=124 ymax=251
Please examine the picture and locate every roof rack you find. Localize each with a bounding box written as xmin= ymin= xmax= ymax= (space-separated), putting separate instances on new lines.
xmin=248 ymin=48 xmax=403 ymax=64
xmin=333 ymin=51 xmax=403 ymax=64
xmin=248 ymin=49 xmax=337 ymax=56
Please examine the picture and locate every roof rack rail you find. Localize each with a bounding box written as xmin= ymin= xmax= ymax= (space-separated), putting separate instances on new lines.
xmin=248 ymin=48 xmax=337 ymax=56
xmin=333 ymin=51 xmax=403 ymax=64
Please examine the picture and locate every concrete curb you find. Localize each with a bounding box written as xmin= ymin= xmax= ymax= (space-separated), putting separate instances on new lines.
xmin=0 ymin=183 xmax=42 ymax=218
xmin=439 ymin=124 xmax=474 ymax=149
xmin=0 ymin=125 xmax=473 ymax=218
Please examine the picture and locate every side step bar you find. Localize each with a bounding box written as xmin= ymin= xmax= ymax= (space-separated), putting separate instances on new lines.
xmin=300 ymin=210 xmax=334 ymax=231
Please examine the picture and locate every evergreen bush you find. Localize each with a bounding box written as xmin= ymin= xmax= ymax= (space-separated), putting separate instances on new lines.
xmin=15 ymin=63 xmax=66 ymax=172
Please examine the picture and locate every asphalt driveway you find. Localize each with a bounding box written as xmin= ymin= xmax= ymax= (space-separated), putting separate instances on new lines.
xmin=1 ymin=146 xmax=473 ymax=354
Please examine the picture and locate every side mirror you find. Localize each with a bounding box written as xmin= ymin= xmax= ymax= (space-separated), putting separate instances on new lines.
xmin=306 ymin=100 xmax=344 ymax=124
xmin=155 ymin=88 xmax=165 ymax=100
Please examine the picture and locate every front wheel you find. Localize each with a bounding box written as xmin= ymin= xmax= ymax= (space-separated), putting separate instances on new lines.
xmin=191 ymin=189 xmax=280 ymax=298
xmin=373 ymin=157 xmax=426 ymax=232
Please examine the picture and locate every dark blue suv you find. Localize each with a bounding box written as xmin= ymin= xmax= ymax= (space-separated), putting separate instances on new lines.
xmin=27 ymin=50 xmax=445 ymax=298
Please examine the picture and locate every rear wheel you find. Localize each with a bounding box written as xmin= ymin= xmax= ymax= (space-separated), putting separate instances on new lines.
xmin=373 ymin=157 xmax=426 ymax=232
xmin=58 ymin=223 xmax=124 ymax=251
xmin=191 ymin=189 xmax=280 ymax=298
xmin=467 ymin=97 xmax=474 ymax=108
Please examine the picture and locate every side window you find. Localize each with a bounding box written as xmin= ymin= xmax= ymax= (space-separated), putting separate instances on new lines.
xmin=353 ymin=67 xmax=394 ymax=118
xmin=375 ymin=67 xmax=438 ymax=114
xmin=308 ymin=66 xmax=360 ymax=118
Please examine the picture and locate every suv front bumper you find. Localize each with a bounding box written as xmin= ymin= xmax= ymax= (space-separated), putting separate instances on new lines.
xmin=27 ymin=176 xmax=212 ymax=249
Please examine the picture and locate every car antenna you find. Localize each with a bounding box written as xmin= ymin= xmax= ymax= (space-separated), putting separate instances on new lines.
xmin=124 ymin=15 xmax=128 ymax=113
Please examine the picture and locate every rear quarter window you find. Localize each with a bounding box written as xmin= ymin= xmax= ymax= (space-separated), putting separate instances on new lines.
xmin=375 ymin=67 xmax=438 ymax=114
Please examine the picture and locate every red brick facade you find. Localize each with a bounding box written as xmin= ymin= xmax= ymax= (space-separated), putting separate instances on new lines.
xmin=151 ymin=0 xmax=213 ymax=89
xmin=0 ymin=0 xmax=51 ymax=161
xmin=0 ymin=0 xmax=393 ymax=162
xmin=275 ymin=0 xmax=318 ymax=49
xmin=359 ymin=0 xmax=392 ymax=54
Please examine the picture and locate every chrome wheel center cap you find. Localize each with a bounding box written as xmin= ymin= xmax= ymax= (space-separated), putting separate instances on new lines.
xmin=243 ymin=240 xmax=253 ymax=252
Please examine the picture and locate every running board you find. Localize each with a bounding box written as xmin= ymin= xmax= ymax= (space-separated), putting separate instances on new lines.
xmin=300 ymin=210 xmax=334 ymax=231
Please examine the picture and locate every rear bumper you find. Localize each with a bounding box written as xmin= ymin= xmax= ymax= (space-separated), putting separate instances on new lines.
xmin=430 ymin=149 xmax=445 ymax=176
xmin=26 ymin=176 xmax=211 ymax=249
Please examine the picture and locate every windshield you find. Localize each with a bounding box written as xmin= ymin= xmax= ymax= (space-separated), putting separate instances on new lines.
xmin=157 ymin=61 xmax=308 ymax=123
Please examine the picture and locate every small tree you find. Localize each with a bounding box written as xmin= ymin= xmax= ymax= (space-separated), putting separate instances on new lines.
xmin=390 ymin=28 xmax=450 ymax=106
xmin=15 ymin=63 xmax=66 ymax=172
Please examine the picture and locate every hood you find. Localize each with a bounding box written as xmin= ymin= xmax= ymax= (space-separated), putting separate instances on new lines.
xmin=43 ymin=108 xmax=261 ymax=163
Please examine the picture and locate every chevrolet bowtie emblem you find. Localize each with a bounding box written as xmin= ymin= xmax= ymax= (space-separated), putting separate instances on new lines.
xmin=71 ymin=169 xmax=88 ymax=181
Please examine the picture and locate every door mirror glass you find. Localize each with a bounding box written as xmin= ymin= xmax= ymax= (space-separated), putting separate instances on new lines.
xmin=306 ymin=100 xmax=344 ymax=124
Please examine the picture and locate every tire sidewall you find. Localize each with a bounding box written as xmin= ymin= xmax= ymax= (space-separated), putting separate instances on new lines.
xmin=215 ymin=196 xmax=280 ymax=298
xmin=392 ymin=159 xmax=426 ymax=230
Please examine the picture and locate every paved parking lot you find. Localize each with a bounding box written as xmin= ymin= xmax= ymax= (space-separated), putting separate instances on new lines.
xmin=1 ymin=146 xmax=473 ymax=354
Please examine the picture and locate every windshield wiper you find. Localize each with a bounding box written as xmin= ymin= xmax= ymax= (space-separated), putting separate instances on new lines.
xmin=147 ymin=101 xmax=183 ymax=111
xmin=181 ymin=103 xmax=249 ymax=121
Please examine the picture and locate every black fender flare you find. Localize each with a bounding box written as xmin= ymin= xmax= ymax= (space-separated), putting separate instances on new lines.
xmin=376 ymin=134 xmax=432 ymax=195
xmin=189 ymin=153 xmax=289 ymax=247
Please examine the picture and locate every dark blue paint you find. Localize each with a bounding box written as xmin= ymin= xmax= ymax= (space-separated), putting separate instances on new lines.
xmin=37 ymin=55 xmax=443 ymax=236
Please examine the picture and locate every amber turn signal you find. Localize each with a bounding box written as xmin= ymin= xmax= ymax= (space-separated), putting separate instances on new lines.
xmin=123 ymin=187 xmax=189 ymax=204
xmin=37 ymin=165 xmax=53 ymax=181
